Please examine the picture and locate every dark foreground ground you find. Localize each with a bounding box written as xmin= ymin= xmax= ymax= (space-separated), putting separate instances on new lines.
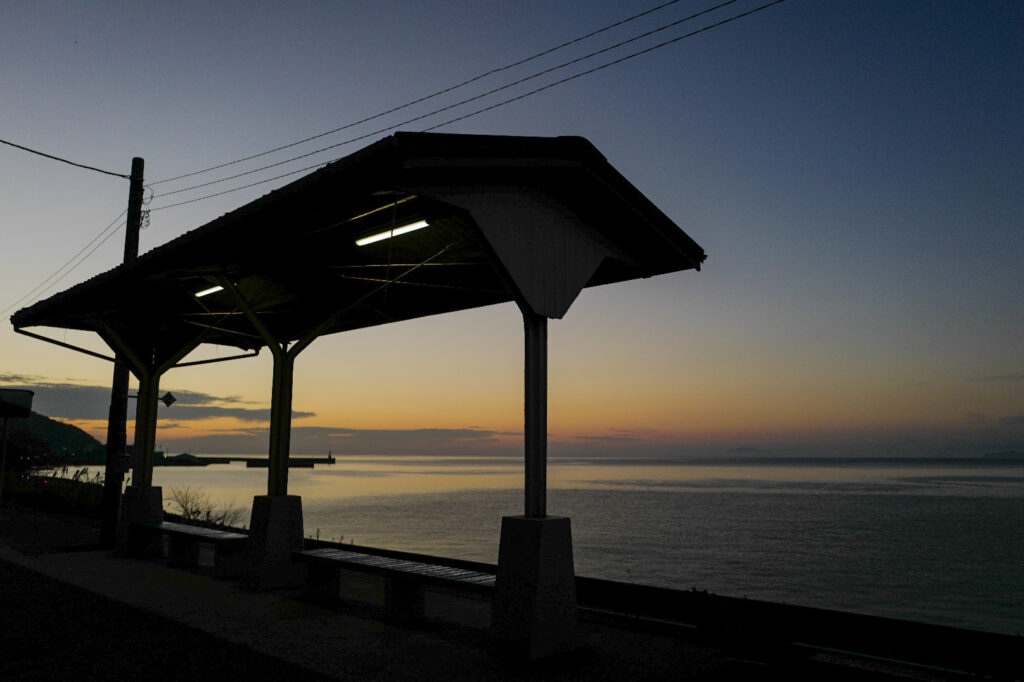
xmin=1 ymin=558 xmax=338 ymax=682
xmin=0 ymin=503 xmax=1015 ymax=681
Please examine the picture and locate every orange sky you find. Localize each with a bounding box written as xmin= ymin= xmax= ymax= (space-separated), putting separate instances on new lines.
xmin=1 ymin=2 xmax=1021 ymax=459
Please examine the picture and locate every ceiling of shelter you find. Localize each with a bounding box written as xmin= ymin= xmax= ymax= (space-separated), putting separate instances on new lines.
xmin=12 ymin=132 xmax=706 ymax=357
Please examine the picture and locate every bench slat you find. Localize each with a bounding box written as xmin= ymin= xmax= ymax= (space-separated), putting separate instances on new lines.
xmin=297 ymin=548 xmax=495 ymax=588
xmin=150 ymin=521 xmax=247 ymax=542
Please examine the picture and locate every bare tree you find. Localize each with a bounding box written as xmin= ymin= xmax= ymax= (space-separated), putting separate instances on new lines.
xmin=168 ymin=486 xmax=209 ymax=520
xmin=167 ymin=486 xmax=246 ymax=527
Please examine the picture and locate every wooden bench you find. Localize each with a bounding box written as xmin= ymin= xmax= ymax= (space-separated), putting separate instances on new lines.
xmin=296 ymin=547 xmax=495 ymax=620
xmin=133 ymin=521 xmax=248 ymax=578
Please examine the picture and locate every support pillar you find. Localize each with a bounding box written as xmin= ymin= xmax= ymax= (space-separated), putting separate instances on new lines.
xmin=245 ymin=349 xmax=304 ymax=588
xmin=118 ymin=370 xmax=163 ymax=555
xmin=524 ymin=311 xmax=547 ymax=518
xmin=99 ymin=360 xmax=130 ymax=548
xmin=100 ymin=323 xmax=204 ymax=556
xmin=220 ymin=276 xmax=307 ymax=588
xmin=246 ymin=494 xmax=304 ymax=588
xmin=117 ymin=484 xmax=163 ymax=557
xmin=130 ymin=371 xmax=160 ymax=487
xmin=493 ymin=307 xmax=577 ymax=660
xmin=267 ymin=350 xmax=294 ymax=497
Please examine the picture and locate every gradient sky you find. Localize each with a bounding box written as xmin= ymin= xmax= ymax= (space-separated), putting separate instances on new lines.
xmin=2 ymin=1 xmax=1022 ymax=458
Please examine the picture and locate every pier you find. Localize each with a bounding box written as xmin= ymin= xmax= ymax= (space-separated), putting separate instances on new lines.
xmin=156 ymin=454 xmax=335 ymax=468
xmin=242 ymin=456 xmax=331 ymax=468
xmin=155 ymin=454 xmax=333 ymax=464
xmin=222 ymin=455 xmax=334 ymax=468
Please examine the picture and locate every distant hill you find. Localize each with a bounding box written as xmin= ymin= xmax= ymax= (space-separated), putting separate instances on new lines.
xmin=3 ymin=411 xmax=104 ymax=469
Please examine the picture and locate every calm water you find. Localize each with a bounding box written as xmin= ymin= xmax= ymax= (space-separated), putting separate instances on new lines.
xmin=146 ymin=456 xmax=1024 ymax=635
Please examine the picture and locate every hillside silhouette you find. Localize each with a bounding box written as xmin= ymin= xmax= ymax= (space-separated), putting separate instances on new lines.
xmin=3 ymin=411 xmax=103 ymax=470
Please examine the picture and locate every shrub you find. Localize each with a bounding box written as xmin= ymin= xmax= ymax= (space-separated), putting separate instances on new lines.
xmin=166 ymin=486 xmax=246 ymax=527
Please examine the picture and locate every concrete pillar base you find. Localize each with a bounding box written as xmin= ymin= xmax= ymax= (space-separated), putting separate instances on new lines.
xmin=246 ymin=494 xmax=305 ymax=589
xmin=492 ymin=515 xmax=577 ymax=661
xmin=116 ymin=485 xmax=163 ymax=557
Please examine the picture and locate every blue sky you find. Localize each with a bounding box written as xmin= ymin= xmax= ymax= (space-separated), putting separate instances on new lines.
xmin=2 ymin=1 xmax=1022 ymax=457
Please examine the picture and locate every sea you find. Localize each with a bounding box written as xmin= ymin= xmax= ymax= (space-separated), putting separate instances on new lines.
xmin=142 ymin=454 xmax=1024 ymax=636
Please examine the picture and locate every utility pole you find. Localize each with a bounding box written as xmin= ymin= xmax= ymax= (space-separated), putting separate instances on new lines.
xmin=99 ymin=157 xmax=144 ymax=548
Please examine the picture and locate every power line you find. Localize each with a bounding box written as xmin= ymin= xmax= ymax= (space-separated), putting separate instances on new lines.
xmin=150 ymin=166 xmax=318 ymax=212
xmin=148 ymin=0 xmax=778 ymax=212
xmin=150 ymin=0 xmax=688 ymax=186
xmin=2 ymin=210 xmax=127 ymax=318
xmin=153 ymin=0 xmax=743 ymax=201
xmin=0 ymin=137 xmax=129 ymax=179
xmin=427 ymin=0 xmax=789 ymax=130
xmin=7 ymin=1 xmax=787 ymax=317
xmin=149 ymin=0 xmax=782 ymax=212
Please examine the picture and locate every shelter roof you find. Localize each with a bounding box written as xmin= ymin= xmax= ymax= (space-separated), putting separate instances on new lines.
xmin=11 ymin=132 xmax=705 ymax=353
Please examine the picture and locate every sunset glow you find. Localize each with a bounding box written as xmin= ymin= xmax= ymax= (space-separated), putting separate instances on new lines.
xmin=1 ymin=2 xmax=1021 ymax=461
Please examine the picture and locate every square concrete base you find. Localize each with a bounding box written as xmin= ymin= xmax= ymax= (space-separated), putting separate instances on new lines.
xmin=492 ymin=515 xmax=577 ymax=661
xmin=116 ymin=485 xmax=163 ymax=557
xmin=246 ymin=494 xmax=305 ymax=589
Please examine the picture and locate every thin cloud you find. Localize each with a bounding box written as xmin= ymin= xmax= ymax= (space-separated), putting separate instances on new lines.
xmin=571 ymin=434 xmax=640 ymax=443
xmin=0 ymin=378 xmax=310 ymax=423
xmin=164 ymin=425 xmax=520 ymax=455
xmin=166 ymin=405 xmax=315 ymax=422
xmin=971 ymin=373 xmax=1024 ymax=382
xmin=999 ymin=415 xmax=1024 ymax=426
xmin=0 ymin=372 xmax=37 ymax=384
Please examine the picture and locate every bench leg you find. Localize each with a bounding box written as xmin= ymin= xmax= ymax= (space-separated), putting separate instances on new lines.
xmin=125 ymin=524 xmax=164 ymax=559
xmin=166 ymin=535 xmax=200 ymax=569
xmin=386 ymin=576 xmax=425 ymax=621
xmin=214 ymin=545 xmax=246 ymax=579
xmin=303 ymin=562 xmax=340 ymax=602
xmin=117 ymin=486 xmax=164 ymax=558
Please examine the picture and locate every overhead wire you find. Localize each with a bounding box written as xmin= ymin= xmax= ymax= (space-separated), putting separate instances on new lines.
xmin=150 ymin=0 xmax=689 ymax=186
xmin=151 ymin=0 xmax=743 ymax=203
xmin=0 ymin=137 xmax=129 ymax=179
xmin=425 ymin=0 xmax=788 ymax=131
xmin=2 ymin=209 xmax=128 ymax=318
xmin=0 ymin=137 xmax=133 ymax=313
xmin=149 ymin=0 xmax=786 ymax=213
xmin=7 ymin=0 xmax=786 ymax=316
xmin=148 ymin=165 xmax=318 ymax=212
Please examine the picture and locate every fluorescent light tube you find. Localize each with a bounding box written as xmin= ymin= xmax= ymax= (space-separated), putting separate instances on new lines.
xmin=195 ymin=285 xmax=224 ymax=298
xmin=356 ymin=220 xmax=429 ymax=246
